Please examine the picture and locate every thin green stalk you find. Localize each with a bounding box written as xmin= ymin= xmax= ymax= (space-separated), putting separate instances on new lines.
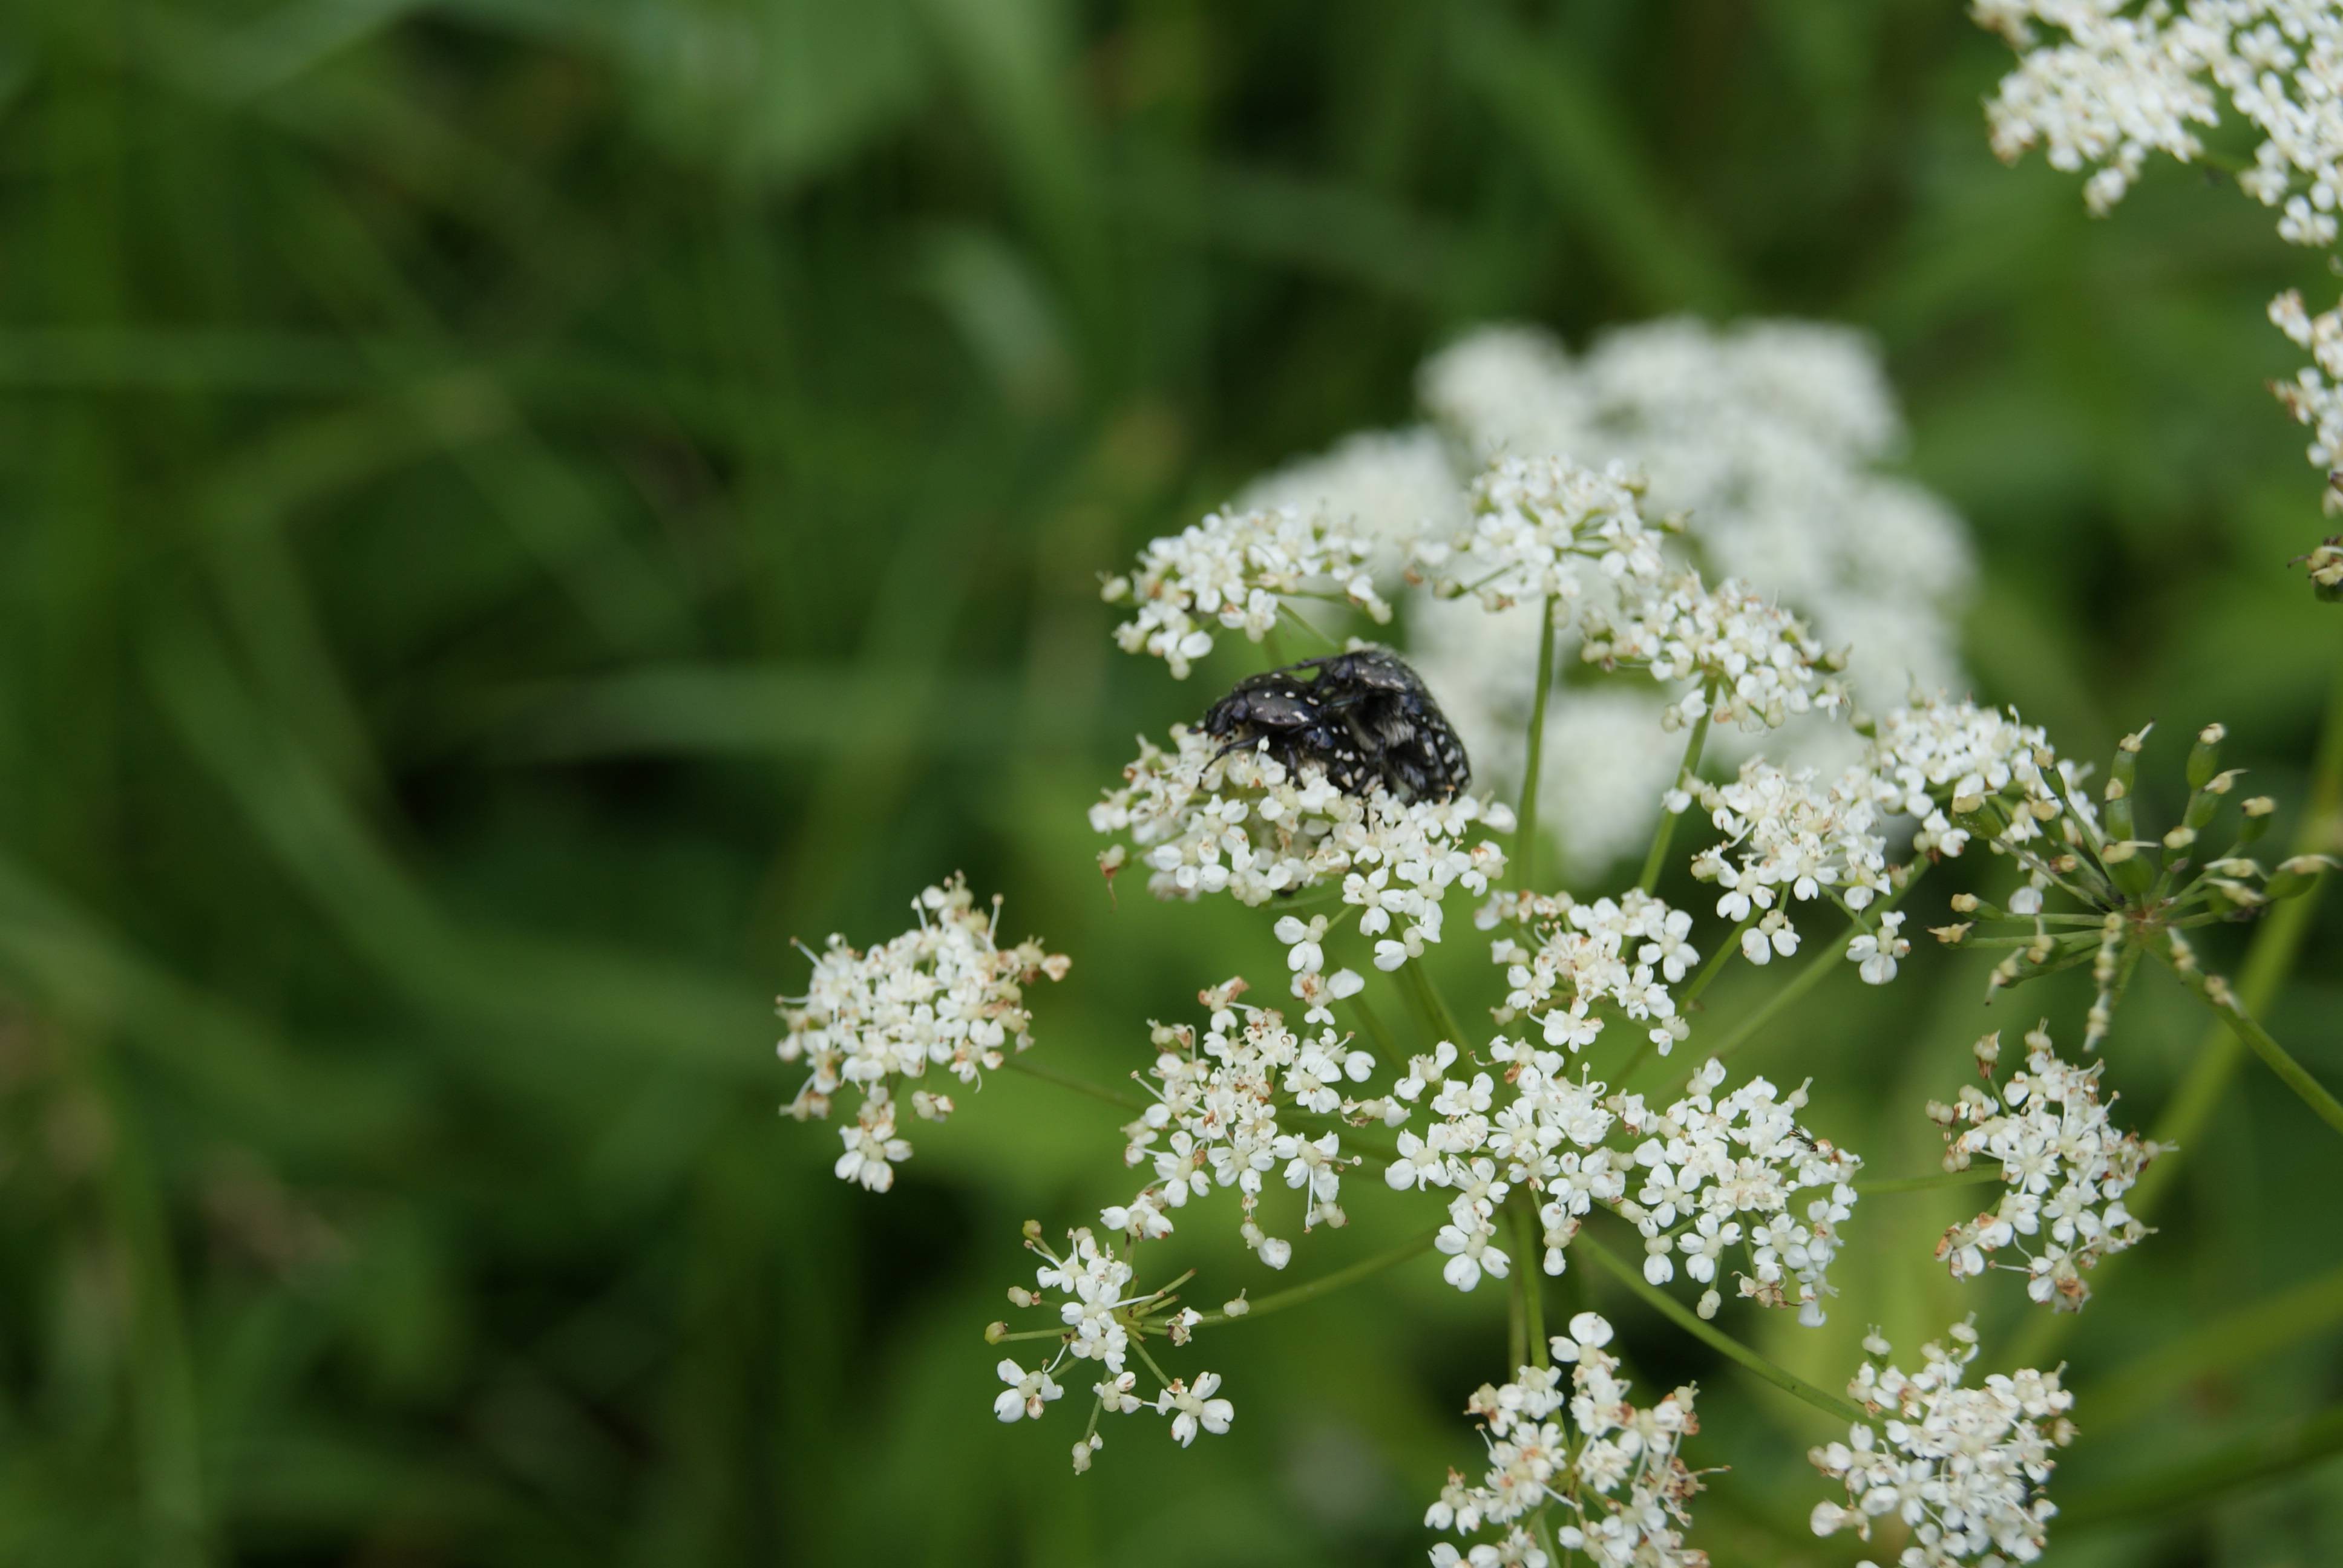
xmin=1402 ymin=958 xmax=1473 ymax=1047
xmin=1003 ymin=1055 xmax=1147 ymax=1114
xmin=1636 ymin=691 xmax=1715 ymax=894
xmin=989 ymin=1324 xmax=1075 ymax=1345
xmin=1508 ymin=1256 xmax=1530 ymax=1372
xmin=1511 ymin=1192 xmax=1549 ymax=1370
xmin=1649 ymin=871 xmax=1927 ymax=1093
xmin=1575 ymin=1232 xmax=1868 ymax=1426
xmin=2059 ymin=1403 xmax=2343 ymax=1530
xmin=2085 ymin=1262 xmax=2343 ymax=1427
xmin=1853 ymin=1167 xmax=2004 ymax=1196
xmin=1188 ymin=1228 xmax=1440 ymax=1326
xmin=1679 ymin=936 xmax=1840 ymax=1077
xmin=1277 ymin=601 xmax=1339 ymax=652
xmin=1680 ymin=910 xmax=1757 ymax=1009
xmin=1515 ymin=598 xmax=1559 ymax=891
xmin=2157 ymin=946 xmax=2343 ymax=1138
xmin=1347 ymin=990 xmax=1402 ymax=1064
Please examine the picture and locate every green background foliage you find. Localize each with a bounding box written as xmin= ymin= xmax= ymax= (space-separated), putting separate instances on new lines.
xmin=1 ymin=1 xmax=2339 ymax=1563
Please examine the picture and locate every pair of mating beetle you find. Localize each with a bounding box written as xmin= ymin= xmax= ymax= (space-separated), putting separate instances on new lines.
xmin=1201 ymin=647 xmax=1469 ymax=805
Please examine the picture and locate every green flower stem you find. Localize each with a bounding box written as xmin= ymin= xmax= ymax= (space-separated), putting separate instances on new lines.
xmin=1514 ymin=597 xmax=1559 ymax=892
xmin=1131 ymin=1338 xmax=1176 ymax=1391
xmin=1276 ymin=601 xmax=1340 ymax=651
xmin=2156 ymin=945 xmax=2343 ymax=1138
xmin=2084 ymin=1262 xmax=2343 ymax=1428
xmin=1636 ymin=690 xmax=1716 ymax=895
xmin=1347 ymin=990 xmax=1403 ymax=1063
xmin=1508 ymin=1255 xmax=1530 ymax=1372
xmin=1188 ymin=1227 xmax=1440 ymax=1327
xmin=1853 ymin=1167 xmax=2005 ymax=1196
xmin=1002 ymin=1054 xmax=1146 ymax=1114
xmin=1512 ymin=1193 xmax=1550 ymax=1370
xmin=2059 ymin=1403 xmax=2343 ymax=1530
xmin=1645 ymin=871 xmax=1927 ymax=1094
xmin=989 ymin=1324 xmax=1075 ymax=1345
xmin=1681 ymin=937 xmax=1839 ymax=1075
xmin=2015 ymin=645 xmax=2343 ymax=1368
xmin=1402 ymin=958 xmax=1473 ymax=1048
xmin=1575 ymin=1232 xmax=1869 ymax=1426
xmin=1680 ymin=909 xmax=1758 ymax=1009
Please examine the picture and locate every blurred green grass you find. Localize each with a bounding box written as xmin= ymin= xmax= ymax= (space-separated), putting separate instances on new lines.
xmin=1 ymin=1 xmax=2341 ymax=1564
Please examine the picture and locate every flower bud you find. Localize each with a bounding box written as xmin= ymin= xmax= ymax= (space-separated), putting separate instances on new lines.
xmin=2304 ymin=538 xmax=2343 ymax=603
xmin=1974 ymin=1031 xmax=2002 ymax=1073
xmin=985 ymin=1321 xmax=1009 ymax=1343
xmin=2267 ymin=855 xmax=2334 ymax=901
xmin=2107 ymin=730 xmax=2147 ymax=841
xmin=2187 ymin=724 xmax=2225 ymax=789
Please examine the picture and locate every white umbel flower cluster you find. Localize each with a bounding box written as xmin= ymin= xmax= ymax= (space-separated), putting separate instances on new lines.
xmin=1089 ymin=725 xmax=1513 ymax=965
xmin=1581 ymin=570 xmax=1844 ymax=733
xmin=1386 ymin=1037 xmax=1863 ymax=1320
xmin=1101 ymin=505 xmax=1391 ymax=677
xmin=1976 ymin=0 xmax=2343 ymax=488
xmin=1244 ymin=318 xmax=1972 ymax=879
xmin=1976 ymin=0 xmax=2225 ymax=212
xmin=1113 ymin=978 xmax=1368 ymax=1266
xmin=1414 ymin=456 xmax=1669 ymax=612
xmin=1693 ymin=758 xmax=1893 ymax=967
xmin=1809 ymin=1319 xmax=2076 ymax=1566
xmin=1427 ymin=1312 xmax=1709 ymax=1568
xmin=1417 ymin=457 xmax=1846 ymax=736
xmin=994 ymin=1225 xmax=1235 ymax=1472
xmin=1483 ymin=888 xmax=1696 ymax=1056
xmin=1685 ymin=696 xmax=2078 ymax=981
xmin=776 ymin=875 xmax=1070 ymax=1192
xmin=1417 ymin=321 xmax=1971 ymax=707
xmin=1930 ymin=1023 xmax=2160 ymax=1311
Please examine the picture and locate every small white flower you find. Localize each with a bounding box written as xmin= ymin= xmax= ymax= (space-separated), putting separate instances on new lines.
xmin=1847 ymin=911 xmax=1910 ymax=986
xmin=1157 ymin=1372 xmax=1235 ymax=1446
xmin=993 ymin=1359 xmax=1064 ymax=1423
xmin=833 ymin=1090 xmax=913 ymax=1193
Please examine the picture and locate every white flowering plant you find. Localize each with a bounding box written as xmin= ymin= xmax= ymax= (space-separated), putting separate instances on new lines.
xmin=773 ymin=294 xmax=2343 ymax=1559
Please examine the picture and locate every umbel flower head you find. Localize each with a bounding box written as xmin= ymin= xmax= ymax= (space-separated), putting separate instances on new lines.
xmin=1099 ymin=504 xmax=1391 ymax=678
xmin=1089 ymin=723 xmax=1513 ymax=969
xmin=1112 ymin=978 xmax=1371 ymax=1267
xmin=1930 ymin=1022 xmax=2160 ymax=1312
xmin=1682 ymin=693 xmax=2080 ymax=987
xmin=985 ymin=1223 xmax=1236 ymax=1472
xmin=1242 ymin=318 xmax=1973 ymax=879
xmin=1427 ymin=1312 xmax=1709 ymax=1568
xmin=1384 ymin=1021 xmax=1864 ymax=1322
xmin=1923 ymin=721 xmax=2330 ymax=1044
xmin=776 ymin=875 xmax=1069 ymax=1191
xmin=1809 ymin=1319 xmax=2076 ymax=1566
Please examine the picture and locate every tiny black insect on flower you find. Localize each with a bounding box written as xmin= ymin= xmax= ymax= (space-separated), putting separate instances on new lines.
xmin=1201 ymin=647 xmax=1470 ymax=803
